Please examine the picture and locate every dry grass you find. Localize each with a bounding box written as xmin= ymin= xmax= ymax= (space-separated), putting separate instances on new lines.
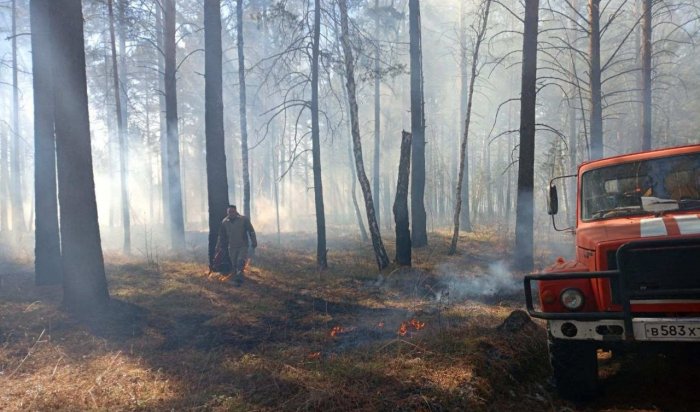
xmin=1 ymin=232 xmax=555 ymax=411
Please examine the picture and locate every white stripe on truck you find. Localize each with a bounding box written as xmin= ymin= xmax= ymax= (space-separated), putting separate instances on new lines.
xmin=674 ymin=215 xmax=700 ymax=235
xmin=640 ymin=217 xmax=667 ymax=237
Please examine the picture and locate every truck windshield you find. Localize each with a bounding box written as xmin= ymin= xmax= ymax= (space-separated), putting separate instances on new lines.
xmin=581 ymin=152 xmax=700 ymax=221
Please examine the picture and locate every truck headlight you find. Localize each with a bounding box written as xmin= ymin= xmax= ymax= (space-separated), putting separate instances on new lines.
xmin=560 ymin=288 xmax=584 ymax=311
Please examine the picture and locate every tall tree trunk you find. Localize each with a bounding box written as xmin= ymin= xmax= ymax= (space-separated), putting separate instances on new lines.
xmin=409 ymin=0 xmax=427 ymax=247
xmin=156 ymin=6 xmax=169 ymax=228
xmin=50 ymin=0 xmax=109 ymax=311
xmin=108 ymin=0 xmax=131 ymax=254
xmin=450 ymin=0 xmax=491 ymax=255
xmin=31 ymin=0 xmax=62 ymax=285
xmin=394 ymin=131 xmax=412 ymax=265
xmin=237 ymin=0 xmax=251 ymax=218
xmin=514 ymin=0 xmax=539 ymax=271
xmin=164 ymin=0 xmax=185 ymax=250
xmin=311 ymin=0 xmax=327 ymax=269
xmin=373 ymin=0 xmax=381 ymax=227
xmin=11 ymin=0 xmax=25 ymax=232
xmin=641 ymin=0 xmax=652 ymax=151
xmin=589 ymin=0 xmax=603 ymax=160
xmin=339 ymin=0 xmax=389 ymax=270
xmin=458 ymin=1 xmax=471 ymax=231
xmin=349 ymin=130 xmax=369 ymax=241
xmin=204 ymin=0 xmax=230 ymax=266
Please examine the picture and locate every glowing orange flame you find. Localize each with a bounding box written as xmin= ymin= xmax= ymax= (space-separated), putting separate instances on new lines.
xmin=398 ymin=319 xmax=426 ymax=336
xmin=307 ymin=351 xmax=321 ymax=360
xmin=330 ymin=326 xmax=344 ymax=337
xmin=377 ymin=321 xmax=385 ymax=328
xmin=410 ymin=319 xmax=425 ymax=330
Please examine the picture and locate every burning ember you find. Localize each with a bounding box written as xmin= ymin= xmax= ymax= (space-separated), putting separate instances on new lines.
xmin=397 ymin=319 xmax=426 ymax=336
xmin=377 ymin=321 xmax=385 ymax=328
xmin=307 ymin=351 xmax=321 ymax=360
xmin=330 ymin=326 xmax=344 ymax=337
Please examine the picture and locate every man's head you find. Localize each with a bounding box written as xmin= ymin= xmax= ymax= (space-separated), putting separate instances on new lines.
xmin=227 ymin=205 xmax=238 ymax=218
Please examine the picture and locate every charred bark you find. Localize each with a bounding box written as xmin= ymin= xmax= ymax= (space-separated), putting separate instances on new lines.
xmin=30 ymin=0 xmax=62 ymax=285
xmin=339 ymin=0 xmax=390 ymax=270
xmin=205 ymin=0 xmax=229 ymax=266
xmin=164 ymin=0 xmax=185 ymax=250
xmin=311 ymin=0 xmax=327 ymax=269
xmin=394 ymin=131 xmax=412 ymax=266
xmin=514 ymin=0 xmax=539 ymax=271
xmin=409 ymin=0 xmax=427 ymax=247
xmin=50 ymin=0 xmax=109 ymax=311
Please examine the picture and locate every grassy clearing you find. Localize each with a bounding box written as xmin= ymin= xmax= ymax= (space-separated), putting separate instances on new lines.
xmin=1 ymin=231 xmax=555 ymax=411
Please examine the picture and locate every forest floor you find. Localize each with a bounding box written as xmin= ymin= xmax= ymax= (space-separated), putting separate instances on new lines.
xmin=1 ymin=230 xmax=700 ymax=411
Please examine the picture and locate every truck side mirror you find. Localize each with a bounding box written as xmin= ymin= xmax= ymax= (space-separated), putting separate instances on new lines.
xmin=548 ymin=185 xmax=559 ymax=215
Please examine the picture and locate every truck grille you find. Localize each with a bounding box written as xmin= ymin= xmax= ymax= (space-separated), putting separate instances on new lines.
xmin=616 ymin=238 xmax=700 ymax=301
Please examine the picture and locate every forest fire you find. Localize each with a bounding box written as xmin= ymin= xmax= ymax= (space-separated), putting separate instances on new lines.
xmin=330 ymin=326 xmax=344 ymax=337
xmin=398 ymin=319 xmax=426 ymax=336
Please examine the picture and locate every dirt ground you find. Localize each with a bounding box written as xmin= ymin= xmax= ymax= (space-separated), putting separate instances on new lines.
xmin=1 ymin=231 xmax=700 ymax=411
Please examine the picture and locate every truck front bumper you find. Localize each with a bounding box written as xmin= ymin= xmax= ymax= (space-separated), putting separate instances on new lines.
xmin=548 ymin=318 xmax=700 ymax=341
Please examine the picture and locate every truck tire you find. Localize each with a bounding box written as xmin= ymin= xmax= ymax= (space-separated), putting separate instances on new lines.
xmin=548 ymin=332 xmax=598 ymax=401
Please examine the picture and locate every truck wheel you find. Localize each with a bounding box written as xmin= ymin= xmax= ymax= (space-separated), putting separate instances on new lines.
xmin=548 ymin=332 xmax=598 ymax=401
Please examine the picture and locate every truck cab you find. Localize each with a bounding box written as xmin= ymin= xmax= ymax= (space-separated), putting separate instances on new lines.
xmin=524 ymin=144 xmax=700 ymax=400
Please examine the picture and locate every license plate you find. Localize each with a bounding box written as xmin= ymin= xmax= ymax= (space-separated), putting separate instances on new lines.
xmin=644 ymin=322 xmax=700 ymax=340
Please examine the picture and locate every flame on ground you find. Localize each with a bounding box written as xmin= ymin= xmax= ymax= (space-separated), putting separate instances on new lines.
xmin=398 ymin=319 xmax=426 ymax=336
xmin=330 ymin=326 xmax=344 ymax=337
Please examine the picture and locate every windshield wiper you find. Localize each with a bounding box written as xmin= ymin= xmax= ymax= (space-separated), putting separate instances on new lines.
xmin=591 ymin=207 xmax=647 ymax=219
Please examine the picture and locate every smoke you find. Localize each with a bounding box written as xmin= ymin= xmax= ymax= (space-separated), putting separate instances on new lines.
xmin=436 ymin=260 xmax=520 ymax=300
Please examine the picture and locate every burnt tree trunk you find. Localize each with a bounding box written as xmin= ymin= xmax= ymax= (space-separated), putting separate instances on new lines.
xmin=589 ymin=0 xmax=603 ymax=160
xmin=458 ymin=1 xmax=471 ymax=231
xmin=204 ymin=0 xmax=229 ymax=266
xmin=409 ymin=0 xmax=427 ymax=247
xmin=311 ymin=0 xmax=327 ymax=269
xmin=237 ymin=0 xmax=251 ymax=218
xmin=156 ymin=6 xmax=169 ymax=228
xmin=373 ymin=0 xmax=381 ymax=227
xmin=108 ymin=0 xmax=131 ymax=254
xmin=641 ymin=0 xmax=652 ymax=151
xmin=394 ymin=131 xmax=412 ymax=265
xmin=164 ymin=0 xmax=185 ymax=250
xmin=514 ymin=0 xmax=539 ymax=271
xmin=50 ymin=0 xmax=109 ymax=311
xmin=11 ymin=0 xmax=25 ymax=232
xmin=339 ymin=0 xmax=390 ymax=270
xmin=31 ymin=0 xmax=62 ymax=285
xmin=450 ymin=0 xmax=491 ymax=255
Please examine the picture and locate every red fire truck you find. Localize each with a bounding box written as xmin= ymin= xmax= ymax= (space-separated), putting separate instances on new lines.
xmin=525 ymin=143 xmax=700 ymax=400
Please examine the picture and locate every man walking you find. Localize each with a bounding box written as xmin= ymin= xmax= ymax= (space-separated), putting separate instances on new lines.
xmin=216 ymin=205 xmax=257 ymax=285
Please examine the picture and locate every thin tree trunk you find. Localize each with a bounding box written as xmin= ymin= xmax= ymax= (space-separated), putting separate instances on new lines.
xmin=409 ymin=0 xmax=427 ymax=247
xmin=394 ymin=131 xmax=412 ymax=265
xmin=589 ymin=0 xmax=603 ymax=159
xmin=450 ymin=0 xmax=491 ymax=255
xmin=373 ymin=0 xmax=381 ymax=227
xmin=205 ymin=0 xmax=230 ymax=266
xmin=237 ymin=0 xmax=251 ymax=219
xmin=339 ymin=0 xmax=389 ymax=270
xmin=311 ymin=0 xmax=327 ymax=269
xmin=31 ymin=0 xmax=62 ymax=285
xmin=0 ymin=131 xmax=8 ymax=232
xmin=108 ymin=0 xmax=131 ymax=254
xmin=156 ymin=4 xmax=169 ymax=228
xmin=514 ymin=0 xmax=539 ymax=271
xmin=50 ymin=0 xmax=109 ymax=311
xmin=350 ymin=134 xmax=369 ymax=241
xmin=11 ymin=0 xmax=25 ymax=232
xmin=641 ymin=0 xmax=652 ymax=151
xmin=164 ymin=0 xmax=185 ymax=250
xmin=459 ymin=1 xmax=471 ymax=231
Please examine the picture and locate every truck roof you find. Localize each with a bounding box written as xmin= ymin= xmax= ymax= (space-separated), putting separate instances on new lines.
xmin=579 ymin=143 xmax=700 ymax=174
